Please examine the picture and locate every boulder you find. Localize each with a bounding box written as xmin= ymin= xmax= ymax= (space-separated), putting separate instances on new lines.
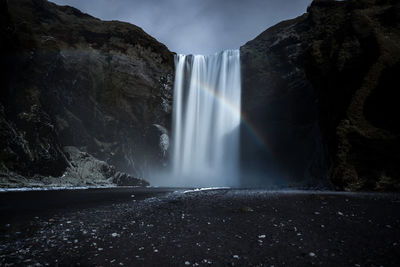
xmin=112 ymin=171 xmax=149 ymax=187
xmin=62 ymin=146 xmax=115 ymax=186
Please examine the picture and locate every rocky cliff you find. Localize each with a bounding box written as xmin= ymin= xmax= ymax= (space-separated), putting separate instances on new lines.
xmin=241 ymin=0 xmax=400 ymax=190
xmin=2 ymin=0 xmax=399 ymax=191
xmin=0 ymin=0 xmax=174 ymax=187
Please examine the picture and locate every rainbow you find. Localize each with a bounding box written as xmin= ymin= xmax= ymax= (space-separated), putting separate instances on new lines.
xmin=194 ymin=80 xmax=270 ymax=151
xmin=190 ymin=79 xmax=293 ymax=186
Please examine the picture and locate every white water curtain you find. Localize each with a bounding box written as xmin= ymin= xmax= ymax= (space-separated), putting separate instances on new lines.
xmin=172 ymin=50 xmax=241 ymax=187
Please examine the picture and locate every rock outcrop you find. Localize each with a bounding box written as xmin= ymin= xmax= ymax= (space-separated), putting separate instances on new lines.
xmin=241 ymin=0 xmax=400 ymax=190
xmin=112 ymin=171 xmax=149 ymax=187
xmin=0 ymin=0 xmax=174 ymax=186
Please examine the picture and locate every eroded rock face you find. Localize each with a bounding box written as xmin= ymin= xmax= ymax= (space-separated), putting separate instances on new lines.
xmin=112 ymin=171 xmax=149 ymax=187
xmin=62 ymin=146 xmax=114 ymax=186
xmin=241 ymin=0 xmax=400 ymax=190
xmin=305 ymin=0 xmax=400 ymax=191
xmin=0 ymin=0 xmax=174 ymax=185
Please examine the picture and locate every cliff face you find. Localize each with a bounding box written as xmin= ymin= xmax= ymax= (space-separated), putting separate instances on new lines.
xmin=240 ymin=13 xmax=326 ymax=188
xmin=241 ymin=0 xmax=400 ymax=190
xmin=2 ymin=0 xmax=399 ymax=191
xmin=0 ymin=0 xmax=174 ymax=186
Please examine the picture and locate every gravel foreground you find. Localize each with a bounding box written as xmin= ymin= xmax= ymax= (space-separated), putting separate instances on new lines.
xmin=0 ymin=189 xmax=399 ymax=266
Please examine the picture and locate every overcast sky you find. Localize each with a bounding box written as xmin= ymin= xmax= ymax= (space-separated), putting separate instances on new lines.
xmin=50 ymin=0 xmax=312 ymax=55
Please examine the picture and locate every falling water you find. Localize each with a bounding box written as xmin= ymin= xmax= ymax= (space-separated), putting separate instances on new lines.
xmin=172 ymin=49 xmax=241 ymax=187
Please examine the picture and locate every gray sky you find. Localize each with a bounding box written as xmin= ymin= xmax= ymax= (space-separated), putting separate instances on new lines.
xmin=50 ymin=0 xmax=312 ymax=55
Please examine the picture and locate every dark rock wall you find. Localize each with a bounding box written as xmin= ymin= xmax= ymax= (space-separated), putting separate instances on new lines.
xmin=241 ymin=0 xmax=400 ymax=190
xmin=240 ymin=15 xmax=327 ymax=188
xmin=305 ymin=0 xmax=400 ymax=191
xmin=0 ymin=0 xmax=174 ymax=181
xmin=0 ymin=0 xmax=69 ymax=178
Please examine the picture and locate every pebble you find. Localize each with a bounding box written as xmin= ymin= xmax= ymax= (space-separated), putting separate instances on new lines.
xmin=309 ymin=252 xmax=316 ymax=257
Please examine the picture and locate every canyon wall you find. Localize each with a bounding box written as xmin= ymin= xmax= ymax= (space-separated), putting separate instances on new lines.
xmin=0 ymin=0 xmax=174 ymax=186
xmin=241 ymin=0 xmax=400 ymax=190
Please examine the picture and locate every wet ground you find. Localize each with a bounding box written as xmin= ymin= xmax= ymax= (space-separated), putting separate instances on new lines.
xmin=0 ymin=188 xmax=399 ymax=266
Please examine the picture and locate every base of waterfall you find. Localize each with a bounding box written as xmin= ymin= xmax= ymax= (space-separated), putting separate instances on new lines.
xmin=1 ymin=189 xmax=399 ymax=266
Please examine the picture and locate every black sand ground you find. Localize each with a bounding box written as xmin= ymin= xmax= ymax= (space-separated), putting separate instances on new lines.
xmin=0 ymin=188 xmax=399 ymax=266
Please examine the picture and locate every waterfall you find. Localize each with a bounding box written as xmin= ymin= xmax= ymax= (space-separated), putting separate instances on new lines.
xmin=171 ymin=49 xmax=241 ymax=187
